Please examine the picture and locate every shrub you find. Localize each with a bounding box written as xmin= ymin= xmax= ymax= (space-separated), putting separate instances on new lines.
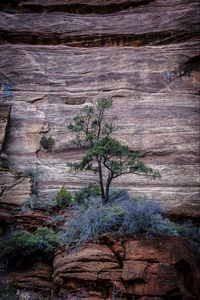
xmin=0 ymin=227 xmax=60 ymax=263
xmin=59 ymin=198 xmax=123 ymax=250
xmin=74 ymin=183 xmax=101 ymax=204
xmin=60 ymin=193 xmax=177 ymax=251
xmin=120 ymin=200 xmax=178 ymax=236
xmin=19 ymin=168 xmax=37 ymax=179
xmin=20 ymin=194 xmax=38 ymax=212
xmin=40 ymin=135 xmax=55 ymax=151
xmin=55 ymin=186 xmax=74 ymax=208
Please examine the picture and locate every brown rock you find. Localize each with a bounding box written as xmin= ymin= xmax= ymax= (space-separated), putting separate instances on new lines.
xmin=125 ymin=236 xmax=191 ymax=263
xmin=10 ymin=262 xmax=53 ymax=291
xmin=13 ymin=210 xmax=49 ymax=230
xmin=126 ymin=263 xmax=178 ymax=295
xmin=53 ymin=243 xmax=120 ymax=283
xmin=53 ymin=237 xmax=199 ymax=299
xmin=0 ymin=171 xmax=31 ymax=207
xmin=122 ymin=261 xmax=148 ymax=282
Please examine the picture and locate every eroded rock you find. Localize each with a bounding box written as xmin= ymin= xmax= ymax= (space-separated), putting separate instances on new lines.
xmin=53 ymin=236 xmax=200 ymax=299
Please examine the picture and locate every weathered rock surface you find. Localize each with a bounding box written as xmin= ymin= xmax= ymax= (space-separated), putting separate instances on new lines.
xmin=13 ymin=210 xmax=49 ymax=230
xmin=53 ymin=236 xmax=200 ymax=299
xmin=0 ymin=104 xmax=32 ymax=233
xmin=0 ymin=104 xmax=10 ymax=151
xmin=0 ymin=1 xmax=199 ymax=214
xmin=10 ymin=262 xmax=53 ymax=291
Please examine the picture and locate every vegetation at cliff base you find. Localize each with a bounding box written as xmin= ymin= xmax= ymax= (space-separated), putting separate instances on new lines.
xmin=0 ymin=227 xmax=60 ymax=264
xmin=55 ymin=186 xmax=74 ymax=208
xmin=59 ymin=190 xmax=178 ymax=251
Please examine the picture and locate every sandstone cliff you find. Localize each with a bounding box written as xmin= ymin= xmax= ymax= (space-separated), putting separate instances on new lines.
xmin=0 ymin=0 xmax=199 ymax=217
xmin=0 ymin=1 xmax=199 ymax=299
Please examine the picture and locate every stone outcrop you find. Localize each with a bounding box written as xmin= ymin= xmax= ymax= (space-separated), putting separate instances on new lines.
xmin=2 ymin=235 xmax=199 ymax=299
xmin=0 ymin=0 xmax=199 ymax=216
xmin=0 ymin=1 xmax=199 ymax=298
xmin=13 ymin=210 xmax=50 ymax=230
xmin=1 ymin=262 xmax=54 ymax=299
xmin=53 ymin=236 xmax=200 ymax=299
xmin=0 ymin=104 xmax=32 ymax=234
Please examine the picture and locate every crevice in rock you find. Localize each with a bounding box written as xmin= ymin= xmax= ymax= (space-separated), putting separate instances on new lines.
xmin=99 ymin=235 xmax=125 ymax=268
xmin=29 ymin=95 xmax=48 ymax=105
xmin=0 ymin=0 xmax=156 ymax=15
xmin=179 ymin=55 xmax=200 ymax=76
xmin=0 ymin=176 xmax=28 ymax=197
xmin=0 ymin=30 xmax=197 ymax=47
xmin=1 ymin=104 xmax=11 ymax=154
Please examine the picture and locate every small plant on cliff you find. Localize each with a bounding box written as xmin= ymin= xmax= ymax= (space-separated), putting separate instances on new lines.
xmin=40 ymin=135 xmax=55 ymax=151
xmin=55 ymin=186 xmax=74 ymax=208
xmin=67 ymin=98 xmax=160 ymax=205
xmin=0 ymin=227 xmax=60 ymax=264
xmin=74 ymin=183 xmax=101 ymax=204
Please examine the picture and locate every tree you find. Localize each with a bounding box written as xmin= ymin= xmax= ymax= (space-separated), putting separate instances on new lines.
xmin=67 ymin=98 xmax=160 ymax=205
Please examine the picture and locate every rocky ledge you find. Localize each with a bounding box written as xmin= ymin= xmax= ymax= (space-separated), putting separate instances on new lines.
xmin=53 ymin=236 xmax=200 ymax=299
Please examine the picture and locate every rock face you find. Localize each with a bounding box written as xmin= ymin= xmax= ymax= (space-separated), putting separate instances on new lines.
xmin=0 ymin=104 xmax=32 ymax=234
xmin=53 ymin=236 xmax=200 ymax=299
xmin=0 ymin=0 xmax=199 ymax=216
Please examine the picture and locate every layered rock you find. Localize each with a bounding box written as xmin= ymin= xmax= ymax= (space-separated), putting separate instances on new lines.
xmin=13 ymin=210 xmax=50 ymax=230
xmin=10 ymin=262 xmax=53 ymax=291
xmin=0 ymin=1 xmax=199 ymax=215
xmin=0 ymin=104 xmax=32 ymax=233
xmin=53 ymin=236 xmax=200 ymax=299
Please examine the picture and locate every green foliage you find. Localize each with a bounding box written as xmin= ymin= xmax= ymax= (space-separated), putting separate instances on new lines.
xmin=68 ymin=98 xmax=114 ymax=145
xmin=67 ymin=98 xmax=160 ymax=204
xmin=40 ymin=135 xmax=55 ymax=151
xmin=0 ymin=227 xmax=60 ymax=263
xmin=55 ymin=186 xmax=74 ymax=208
xmin=74 ymin=183 xmax=101 ymax=204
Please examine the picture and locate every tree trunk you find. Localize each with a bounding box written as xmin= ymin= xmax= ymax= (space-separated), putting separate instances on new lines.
xmin=97 ymin=158 xmax=106 ymax=205
xmin=105 ymin=177 xmax=112 ymax=204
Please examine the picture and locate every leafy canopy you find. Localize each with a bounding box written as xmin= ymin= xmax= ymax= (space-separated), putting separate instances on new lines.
xmin=67 ymin=98 xmax=160 ymax=204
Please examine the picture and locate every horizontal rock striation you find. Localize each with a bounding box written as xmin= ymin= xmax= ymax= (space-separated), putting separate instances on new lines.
xmin=0 ymin=1 xmax=199 ymax=46
xmin=0 ymin=0 xmax=199 ymax=216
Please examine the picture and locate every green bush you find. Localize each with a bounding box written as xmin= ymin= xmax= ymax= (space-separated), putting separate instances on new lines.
xmin=0 ymin=227 xmax=60 ymax=263
xmin=40 ymin=135 xmax=55 ymax=151
xmin=55 ymin=186 xmax=74 ymax=208
xmin=74 ymin=183 xmax=101 ymax=204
